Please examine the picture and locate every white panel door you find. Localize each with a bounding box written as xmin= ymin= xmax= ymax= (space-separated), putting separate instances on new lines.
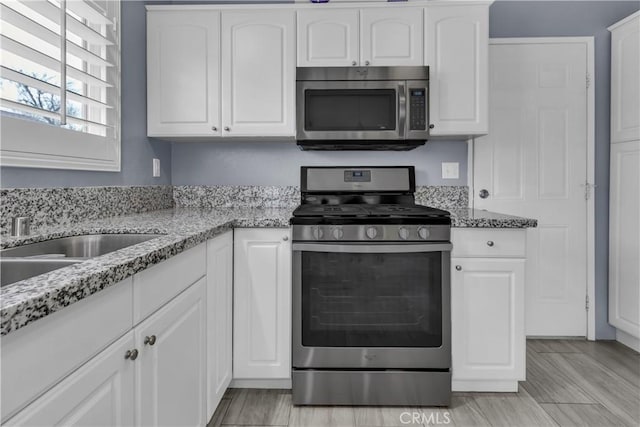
xmin=610 ymin=13 xmax=640 ymax=143
xmin=234 ymin=228 xmax=291 ymax=379
xmin=451 ymin=258 xmax=525 ymax=381
xmin=5 ymin=332 xmax=135 ymax=427
xmin=137 ymin=279 xmax=206 ymax=427
xmin=206 ymin=232 xmax=233 ymax=420
xmin=361 ymin=7 xmax=423 ymax=66
xmin=297 ymin=9 xmax=359 ymax=67
xmin=425 ymin=5 xmax=489 ymax=135
xmin=147 ymin=11 xmax=220 ymax=137
xmin=475 ymin=41 xmax=589 ymax=336
xmin=221 ymin=10 xmax=296 ymax=137
xmin=609 ymin=140 xmax=640 ymax=337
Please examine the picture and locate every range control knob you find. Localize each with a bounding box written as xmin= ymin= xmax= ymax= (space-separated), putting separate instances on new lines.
xmin=312 ymin=227 xmax=324 ymax=240
xmin=332 ymin=227 xmax=344 ymax=240
xmin=398 ymin=227 xmax=410 ymax=240
xmin=366 ymin=226 xmax=378 ymax=239
xmin=418 ymin=227 xmax=430 ymax=240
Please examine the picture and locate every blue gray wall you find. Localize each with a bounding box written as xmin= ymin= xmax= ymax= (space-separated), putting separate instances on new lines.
xmin=0 ymin=0 xmax=172 ymax=188
xmin=490 ymin=0 xmax=639 ymax=343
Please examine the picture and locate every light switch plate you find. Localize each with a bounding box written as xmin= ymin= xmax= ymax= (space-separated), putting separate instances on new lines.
xmin=441 ymin=162 xmax=459 ymax=180
xmin=153 ymin=158 xmax=161 ymax=177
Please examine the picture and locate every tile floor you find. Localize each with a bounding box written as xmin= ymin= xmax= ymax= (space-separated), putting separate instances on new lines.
xmin=208 ymin=339 xmax=640 ymax=427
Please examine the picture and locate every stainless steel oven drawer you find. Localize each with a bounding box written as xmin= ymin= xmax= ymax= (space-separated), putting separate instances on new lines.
xmin=292 ymin=370 xmax=451 ymax=406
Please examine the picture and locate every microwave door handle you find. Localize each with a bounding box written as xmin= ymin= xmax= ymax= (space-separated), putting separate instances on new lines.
xmin=292 ymin=243 xmax=452 ymax=253
xmin=398 ymin=84 xmax=407 ymax=138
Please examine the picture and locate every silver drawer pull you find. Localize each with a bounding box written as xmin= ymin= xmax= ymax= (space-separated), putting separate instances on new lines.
xmin=487 ymin=241 xmax=495 ymax=247
xmin=144 ymin=335 xmax=157 ymax=346
xmin=124 ymin=349 xmax=138 ymax=361
xmin=455 ymin=265 xmax=462 ymax=271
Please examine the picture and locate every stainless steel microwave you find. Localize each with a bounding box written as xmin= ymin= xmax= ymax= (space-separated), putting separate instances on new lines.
xmin=296 ymin=66 xmax=430 ymax=151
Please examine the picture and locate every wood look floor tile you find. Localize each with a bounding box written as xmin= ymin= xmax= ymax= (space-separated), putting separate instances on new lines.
xmin=540 ymin=403 xmax=629 ymax=427
xmin=521 ymin=348 xmax=596 ymax=404
xmin=289 ymin=406 xmax=356 ymax=427
xmin=528 ymin=339 xmax=584 ymax=353
xmin=565 ymin=340 xmax=640 ymax=387
xmin=222 ymin=389 xmax=291 ymax=426
xmin=548 ymin=352 xmax=640 ymax=426
xmin=472 ymin=387 xmax=558 ymax=426
xmin=446 ymin=396 xmax=491 ymax=427
xmin=208 ymin=398 xmax=231 ymax=427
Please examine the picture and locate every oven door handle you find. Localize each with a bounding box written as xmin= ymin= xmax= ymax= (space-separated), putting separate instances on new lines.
xmin=292 ymin=243 xmax=452 ymax=253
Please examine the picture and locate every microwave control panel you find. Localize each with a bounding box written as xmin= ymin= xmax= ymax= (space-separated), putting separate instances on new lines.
xmin=409 ymin=88 xmax=427 ymax=131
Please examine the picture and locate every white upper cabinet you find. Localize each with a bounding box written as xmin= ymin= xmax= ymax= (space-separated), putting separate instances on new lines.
xmin=147 ymin=11 xmax=221 ymax=137
xmin=297 ymin=9 xmax=359 ymax=67
xmin=297 ymin=7 xmax=422 ymax=67
xmin=425 ymin=5 xmax=489 ymax=136
xmin=221 ymin=10 xmax=296 ymax=137
xmin=361 ymin=8 xmax=423 ymax=66
xmin=609 ymin=12 xmax=640 ymax=144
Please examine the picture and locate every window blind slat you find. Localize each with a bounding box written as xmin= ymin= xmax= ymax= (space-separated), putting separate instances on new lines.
xmin=66 ymin=0 xmax=115 ymax=27
xmin=1 ymin=66 xmax=112 ymax=110
xmin=1 ymin=98 xmax=114 ymax=131
xmin=1 ymin=4 xmax=112 ymax=68
xmin=18 ymin=0 xmax=114 ymax=46
xmin=1 ymin=34 xmax=61 ymax=73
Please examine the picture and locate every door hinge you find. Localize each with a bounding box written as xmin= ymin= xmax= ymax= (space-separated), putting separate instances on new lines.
xmin=582 ymin=182 xmax=596 ymax=200
xmin=586 ymin=73 xmax=591 ymax=89
xmin=585 ymin=294 xmax=590 ymax=311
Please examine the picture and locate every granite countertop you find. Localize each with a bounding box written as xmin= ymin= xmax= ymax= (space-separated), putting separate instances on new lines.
xmin=0 ymin=206 xmax=535 ymax=336
xmin=0 ymin=207 xmax=292 ymax=336
xmin=449 ymin=208 xmax=538 ymax=228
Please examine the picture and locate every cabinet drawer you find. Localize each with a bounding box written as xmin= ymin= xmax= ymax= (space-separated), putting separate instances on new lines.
xmin=452 ymin=229 xmax=526 ymax=258
xmin=1 ymin=278 xmax=133 ymax=422
xmin=133 ymin=243 xmax=206 ymax=324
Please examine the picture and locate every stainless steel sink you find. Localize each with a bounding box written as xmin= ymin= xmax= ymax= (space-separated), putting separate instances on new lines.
xmin=0 ymin=234 xmax=162 ymax=287
xmin=0 ymin=234 xmax=160 ymax=259
xmin=1 ymin=258 xmax=81 ymax=287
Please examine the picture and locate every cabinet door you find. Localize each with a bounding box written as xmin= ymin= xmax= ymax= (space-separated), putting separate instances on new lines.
xmin=451 ymin=258 xmax=525 ymax=382
xmin=5 ymin=332 xmax=135 ymax=427
xmin=361 ymin=7 xmax=423 ymax=66
xmin=234 ymin=228 xmax=291 ymax=379
xmin=297 ymin=9 xmax=359 ymax=67
xmin=206 ymin=232 xmax=233 ymax=419
xmin=221 ymin=11 xmax=296 ymax=137
xmin=609 ymin=140 xmax=640 ymax=337
xmin=136 ymin=279 xmax=206 ymax=427
xmin=425 ymin=5 xmax=489 ymax=135
xmin=147 ymin=11 xmax=221 ymax=137
xmin=610 ymin=14 xmax=640 ymax=143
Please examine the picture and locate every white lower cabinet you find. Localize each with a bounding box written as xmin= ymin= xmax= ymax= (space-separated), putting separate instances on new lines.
xmin=233 ymin=228 xmax=291 ymax=386
xmin=206 ymin=232 xmax=233 ymax=419
xmin=136 ymin=278 xmax=207 ymax=427
xmin=451 ymin=229 xmax=526 ymax=392
xmin=5 ymin=332 xmax=136 ymax=426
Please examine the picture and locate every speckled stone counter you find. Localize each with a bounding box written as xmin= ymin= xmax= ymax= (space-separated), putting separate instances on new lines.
xmin=0 ymin=205 xmax=535 ymax=336
xmin=0 ymin=207 xmax=292 ymax=336
xmin=449 ymin=208 xmax=537 ymax=228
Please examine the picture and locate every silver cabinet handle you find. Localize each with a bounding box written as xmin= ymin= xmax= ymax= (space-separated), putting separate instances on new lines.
xmin=144 ymin=335 xmax=157 ymax=346
xmin=211 ymin=126 xmax=217 ymax=132
xmin=429 ymin=124 xmax=435 ymax=129
xmin=283 ymin=236 xmax=289 ymax=241
xmin=455 ymin=265 xmax=462 ymax=271
xmin=487 ymin=241 xmax=494 ymax=247
xmin=479 ymin=189 xmax=490 ymax=199
xmin=125 ymin=349 xmax=138 ymax=360
xmin=351 ymin=61 xmax=357 ymax=66
xmin=224 ymin=126 xmax=230 ymax=131
xmin=365 ymin=60 xmax=370 ymax=66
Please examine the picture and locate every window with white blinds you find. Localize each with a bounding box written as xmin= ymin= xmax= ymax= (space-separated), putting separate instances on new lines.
xmin=0 ymin=0 xmax=121 ymax=171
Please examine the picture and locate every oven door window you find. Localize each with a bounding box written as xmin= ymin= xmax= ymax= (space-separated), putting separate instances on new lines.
xmin=304 ymin=89 xmax=396 ymax=131
xmin=301 ymin=250 xmax=442 ymax=347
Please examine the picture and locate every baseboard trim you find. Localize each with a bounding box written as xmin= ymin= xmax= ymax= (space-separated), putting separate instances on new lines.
xmin=616 ymin=329 xmax=640 ymax=352
xmin=230 ymin=378 xmax=292 ymax=389
xmin=452 ymin=379 xmax=518 ymax=392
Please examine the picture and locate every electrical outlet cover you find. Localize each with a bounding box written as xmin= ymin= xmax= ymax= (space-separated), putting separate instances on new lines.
xmin=441 ymin=162 xmax=459 ymax=180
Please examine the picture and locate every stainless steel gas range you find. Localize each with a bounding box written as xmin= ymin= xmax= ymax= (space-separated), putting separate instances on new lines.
xmin=290 ymin=166 xmax=452 ymax=406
